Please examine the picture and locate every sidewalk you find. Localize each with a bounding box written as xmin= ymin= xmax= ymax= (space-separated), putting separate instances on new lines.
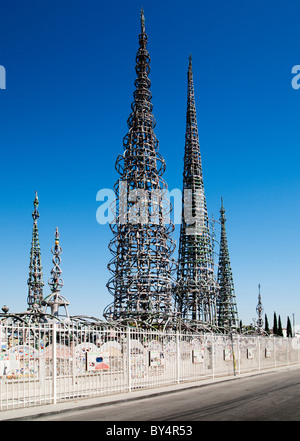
xmin=1 ymin=364 xmax=299 ymax=421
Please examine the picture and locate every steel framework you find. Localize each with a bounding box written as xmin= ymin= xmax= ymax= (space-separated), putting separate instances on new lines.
xmin=256 ymin=284 xmax=264 ymax=334
xmin=175 ymin=56 xmax=218 ymax=326
xmin=43 ymin=227 xmax=70 ymax=321
xmin=104 ymin=9 xmax=177 ymax=328
xmin=0 ymin=195 xmax=132 ymax=327
xmin=27 ymin=192 xmax=44 ymax=310
xmin=216 ymin=198 xmax=239 ymax=331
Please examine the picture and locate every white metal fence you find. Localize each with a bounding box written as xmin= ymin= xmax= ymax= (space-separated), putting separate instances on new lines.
xmin=0 ymin=322 xmax=299 ymax=411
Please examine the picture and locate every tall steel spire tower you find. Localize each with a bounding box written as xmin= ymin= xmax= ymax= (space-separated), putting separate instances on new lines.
xmin=217 ymin=198 xmax=239 ymax=331
xmin=176 ymin=55 xmax=218 ymax=326
xmin=27 ymin=191 xmax=44 ymax=310
xmin=105 ymin=9 xmax=176 ymax=327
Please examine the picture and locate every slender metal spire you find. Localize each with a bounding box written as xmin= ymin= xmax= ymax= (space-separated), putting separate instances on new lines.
xmin=27 ymin=191 xmax=44 ymax=310
xmin=44 ymin=227 xmax=70 ymax=320
xmin=104 ymin=10 xmax=176 ymax=327
xmin=217 ymin=198 xmax=239 ymax=331
xmin=140 ymin=7 xmax=145 ymax=34
xmin=176 ymin=56 xmax=218 ymax=326
xmin=48 ymin=227 xmax=64 ymax=293
xmin=256 ymin=283 xmax=264 ymax=333
xmin=188 ymin=53 xmax=192 ymax=70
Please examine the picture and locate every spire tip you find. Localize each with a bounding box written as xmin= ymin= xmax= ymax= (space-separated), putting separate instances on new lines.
xmin=188 ymin=54 xmax=193 ymax=71
xmin=140 ymin=7 xmax=145 ymax=32
xmin=220 ymin=196 xmax=225 ymax=215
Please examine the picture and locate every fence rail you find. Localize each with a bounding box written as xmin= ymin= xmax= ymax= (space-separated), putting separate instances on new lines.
xmin=0 ymin=322 xmax=299 ymax=411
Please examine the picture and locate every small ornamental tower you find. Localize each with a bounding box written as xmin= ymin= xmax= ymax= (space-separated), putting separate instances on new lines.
xmin=27 ymin=192 xmax=44 ymax=310
xmin=217 ymin=198 xmax=239 ymax=331
xmin=176 ymin=56 xmax=218 ymax=326
xmin=105 ymin=9 xmax=176 ymax=327
xmin=44 ymin=228 xmax=70 ymax=320
xmin=256 ymin=284 xmax=264 ymax=334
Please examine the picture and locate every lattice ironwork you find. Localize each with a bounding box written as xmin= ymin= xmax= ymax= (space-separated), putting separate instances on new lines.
xmin=48 ymin=227 xmax=64 ymax=293
xmin=104 ymin=9 xmax=177 ymax=328
xmin=256 ymin=283 xmax=264 ymax=334
xmin=43 ymin=227 xmax=70 ymax=321
xmin=175 ymin=56 xmax=218 ymax=326
xmin=27 ymin=192 xmax=44 ymax=310
xmin=216 ymin=198 xmax=239 ymax=331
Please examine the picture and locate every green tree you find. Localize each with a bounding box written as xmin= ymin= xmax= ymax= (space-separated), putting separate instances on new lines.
xmin=278 ymin=315 xmax=283 ymax=337
xmin=264 ymin=314 xmax=270 ymax=334
xmin=286 ymin=316 xmax=293 ymax=337
xmin=273 ymin=312 xmax=278 ymax=335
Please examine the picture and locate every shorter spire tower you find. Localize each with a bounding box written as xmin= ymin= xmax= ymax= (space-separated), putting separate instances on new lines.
xmin=48 ymin=227 xmax=64 ymax=294
xmin=256 ymin=284 xmax=264 ymax=334
xmin=27 ymin=192 xmax=44 ymax=310
xmin=217 ymin=198 xmax=239 ymax=331
xmin=44 ymin=228 xmax=70 ymax=321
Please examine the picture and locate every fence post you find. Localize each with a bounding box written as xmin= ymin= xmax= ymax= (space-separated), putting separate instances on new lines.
xmin=176 ymin=331 xmax=180 ymax=384
xmin=230 ymin=332 xmax=236 ymax=376
xmin=52 ymin=323 xmax=57 ymax=404
xmin=212 ymin=334 xmax=215 ymax=378
xmin=237 ymin=335 xmax=241 ymax=375
xmin=127 ymin=327 xmax=131 ymax=393
xmin=258 ymin=336 xmax=261 ymax=371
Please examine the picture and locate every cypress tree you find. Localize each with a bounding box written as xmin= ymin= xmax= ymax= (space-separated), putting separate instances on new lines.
xmin=264 ymin=314 xmax=270 ymax=334
xmin=278 ymin=315 xmax=283 ymax=337
xmin=273 ymin=312 xmax=278 ymax=335
xmin=287 ymin=316 xmax=293 ymax=337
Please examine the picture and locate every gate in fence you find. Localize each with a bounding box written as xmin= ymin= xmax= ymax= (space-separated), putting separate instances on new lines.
xmin=0 ymin=322 xmax=299 ymax=411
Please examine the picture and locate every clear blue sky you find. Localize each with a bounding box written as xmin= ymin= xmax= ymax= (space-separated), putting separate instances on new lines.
xmin=0 ymin=0 xmax=299 ymax=326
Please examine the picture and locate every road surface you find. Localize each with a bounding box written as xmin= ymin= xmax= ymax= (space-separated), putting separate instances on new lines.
xmin=31 ymin=366 xmax=300 ymax=421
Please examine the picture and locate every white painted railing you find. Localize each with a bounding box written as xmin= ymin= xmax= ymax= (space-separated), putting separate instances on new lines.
xmin=0 ymin=322 xmax=299 ymax=411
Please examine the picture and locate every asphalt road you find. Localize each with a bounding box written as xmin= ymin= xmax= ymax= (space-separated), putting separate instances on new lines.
xmin=32 ymin=367 xmax=300 ymax=421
